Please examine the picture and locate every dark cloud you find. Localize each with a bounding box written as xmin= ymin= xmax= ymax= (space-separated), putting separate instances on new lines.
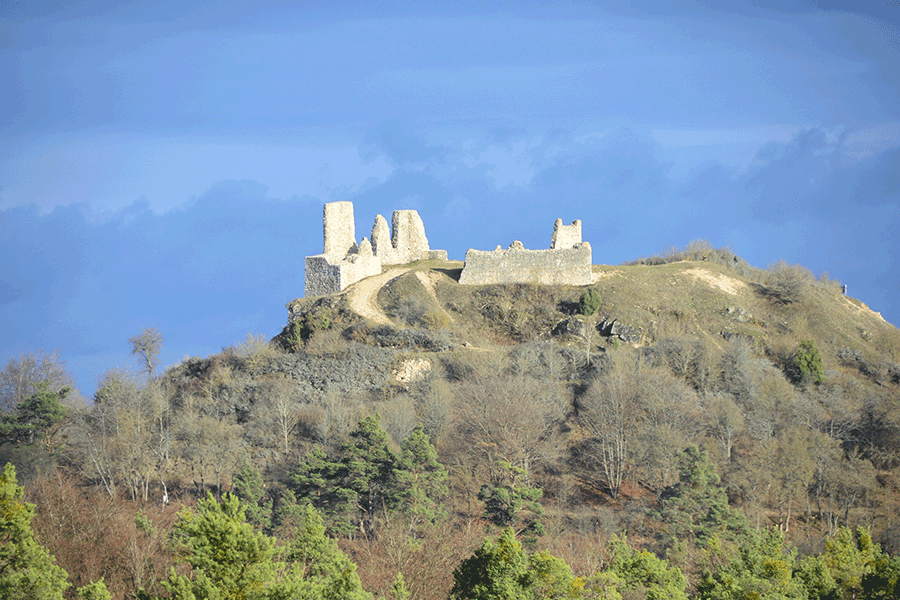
xmin=0 ymin=180 xmax=322 ymax=395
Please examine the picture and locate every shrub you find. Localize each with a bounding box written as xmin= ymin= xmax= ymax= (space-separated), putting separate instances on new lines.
xmin=578 ymin=288 xmax=602 ymax=316
xmin=765 ymin=260 xmax=814 ymax=304
xmin=792 ymin=339 xmax=826 ymax=385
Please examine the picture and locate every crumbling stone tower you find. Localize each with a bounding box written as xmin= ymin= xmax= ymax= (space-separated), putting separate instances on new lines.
xmin=304 ymin=202 xmax=446 ymax=297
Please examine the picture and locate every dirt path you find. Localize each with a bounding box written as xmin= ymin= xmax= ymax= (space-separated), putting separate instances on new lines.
xmin=344 ymin=266 xmax=414 ymax=325
xmin=414 ymin=270 xmax=455 ymax=323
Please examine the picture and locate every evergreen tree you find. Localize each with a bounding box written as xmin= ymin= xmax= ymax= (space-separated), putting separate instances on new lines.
xmin=1 ymin=383 xmax=68 ymax=451
xmin=695 ymin=528 xmax=806 ymax=600
xmin=292 ymin=417 xmax=449 ymax=537
xmin=0 ymin=462 xmax=70 ymax=600
xmin=232 ymin=461 xmax=273 ymax=532
xmin=281 ymin=504 xmax=370 ymax=600
xmin=450 ymin=528 xmax=530 ymax=600
xmin=451 ymin=528 xmax=578 ymax=600
xmin=395 ymin=426 xmax=449 ymax=528
xmin=163 ymin=492 xmax=283 ymax=600
xmin=655 ymin=446 xmax=747 ymax=549
xmin=792 ymin=340 xmax=826 ymax=385
xmin=477 ymin=461 xmax=544 ymax=540
xmin=605 ymin=534 xmax=689 ymax=600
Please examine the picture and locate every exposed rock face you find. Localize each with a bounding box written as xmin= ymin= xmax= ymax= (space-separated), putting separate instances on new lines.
xmin=553 ymin=317 xmax=587 ymax=337
xmin=551 ymin=219 xmax=582 ymax=249
xmin=599 ymin=317 xmax=641 ymax=343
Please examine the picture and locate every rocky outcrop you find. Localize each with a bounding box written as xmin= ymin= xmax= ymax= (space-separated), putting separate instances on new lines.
xmin=599 ymin=317 xmax=641 ymax=343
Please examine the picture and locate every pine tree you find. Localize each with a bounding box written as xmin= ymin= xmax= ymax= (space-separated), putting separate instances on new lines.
xmin=232 ymin=461 xmax=273 ymax=532
xmin=395 ymin=426 xmax=449 ymax=528
xmin=0 ymin=463 xmax=71 ymax=600
xmin=163 ymin=492 xmax=283 ymax=600
xmin=655 ymin=446 xmax=747 ymax=549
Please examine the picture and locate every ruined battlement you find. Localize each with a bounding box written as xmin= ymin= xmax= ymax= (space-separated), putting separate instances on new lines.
xmin=304 ymin=201 xmax=591 ymax=297
xmin=304 ymin=202 xmax=446 ymax=297
xmin=458 ymin=241 xmax=592 ymax=286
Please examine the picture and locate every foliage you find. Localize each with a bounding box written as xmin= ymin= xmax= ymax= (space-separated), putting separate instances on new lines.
xmin=605 ymin=534 xmax=689 ymax=600
xmin=164 ymin=492 xmax=281 ymax=599
xmin=1 ymin=382 xmax=68 ymax=451
xmin=791 ymin=339 xmax=826 ymax=385
xmin=0 ymin=350 xmax=74 ymax=415
xmin=655 ymin=446 xmax=748 ymax=549
xmin=164 ymin=492 xmax=371 ymax=600
xmin=281 ymin=504 xmax=370 ymax=600
xmin=291 ymin=310 xmax=333 ymax=349
xmin=232 ymin=462 xmax=273 ymax=533
xmin=395 ymin=426 xmax=450 ymax=528
xmin=292 ymin=417 xmax=448 ymax=537
xmin=450 ymin=528 xmax=577 ymax=600
xmin=764 ymin=260 xmax=813 ymax=305
xmin=696 ymin=528 xmax=806 ymax=600
xmin=578 ymin=288 xmax=602 ymax=317
xmin=0 ymin=463 xmax=70 ymax=600
xmin=477 ymin=461 xmax=544 ymax=541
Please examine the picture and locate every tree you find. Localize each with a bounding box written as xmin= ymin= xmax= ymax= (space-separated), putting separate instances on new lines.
xmin=163 ymin=492 xmax=283 ymax=600
xmin=394 ymin=426 xmax=449 ymax=529
xmin=1 ymin=382 xmax=68 ymax=452
xmin=655 ymin=446 xmax=748 ymax=549
xmin=578 ymin=289 xmax=602 ymax=317
xmin=477 ymin=461 xmax=544 ymax=540
xmin=0 ymin=350 xmax=74 ymax=415
xmin=232 ymin=461 xmax=273 ymax=532
xmin=791 ymin=339 xmax=826 ymax=386
xmin=0 ymin=463 xmax=70 ymax=600
xmin=129 ymin=327 xmax=163 ymax=381
xmin=605 ymin=534 xmax=689 ymax=600
xmin=281 ymin=504 xmax=370 ymax=600
xmin=292 ymin=417 xmax=448 ymax=537
xmin=696 ymin=528 xmax=806 ymax=600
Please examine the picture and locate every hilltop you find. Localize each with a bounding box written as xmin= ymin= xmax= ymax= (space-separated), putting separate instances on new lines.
xmin=4 ymin=242 xmax=900 ymax=600
xmin=283 ymin=248 xmax=898 ymax=376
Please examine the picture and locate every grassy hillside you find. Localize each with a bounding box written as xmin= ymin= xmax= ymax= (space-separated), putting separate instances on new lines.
xmin=284 ymin=253 xmax=899 ymax=375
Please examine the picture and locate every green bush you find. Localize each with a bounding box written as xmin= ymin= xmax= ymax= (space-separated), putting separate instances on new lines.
xmin=578 ymin=288 xmax=602 ymax=316
xmin=792 ymin=339 xmax=825 ymax=385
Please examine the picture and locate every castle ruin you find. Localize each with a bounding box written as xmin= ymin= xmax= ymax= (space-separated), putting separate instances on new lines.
xmin=457 ymin=219 xmax=592 ymax=286
xmin=304 ymin=201 xmax=447 ymax=296
xmin=304 ymin=202 xmax=592 ymax=296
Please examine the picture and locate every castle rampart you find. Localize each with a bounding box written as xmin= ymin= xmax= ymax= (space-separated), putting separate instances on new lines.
xmin=458 ymin=242 xmax=592 ymax=286
xmin=458 ymin=218 xmax=592 ymax=286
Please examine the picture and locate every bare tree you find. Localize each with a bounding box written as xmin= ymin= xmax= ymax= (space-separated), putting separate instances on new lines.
xmin=453 ymin=372 xmax=568 ymax=482
xmin=0 ymin=350 xmax=74 ymax=414
xmin=129 ymin=327 xmax=163 ymax=381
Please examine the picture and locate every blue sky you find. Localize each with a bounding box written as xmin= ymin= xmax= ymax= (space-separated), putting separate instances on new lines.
xmin=2 ymin=0 xmax=898 ymax=397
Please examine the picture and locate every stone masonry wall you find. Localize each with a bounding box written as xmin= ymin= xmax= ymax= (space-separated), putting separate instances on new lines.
xmin=323 ymin=201 xmax=355 ymax=257
xmin=551 ymin=219 xmax=582 ymax=249
xmin=305 ymin=201 xmax=446 ymax=297
xmin=459 ymin=242 xmax=592 ymax=286
xmin=371 ymin=210 xmax=447 ymax=265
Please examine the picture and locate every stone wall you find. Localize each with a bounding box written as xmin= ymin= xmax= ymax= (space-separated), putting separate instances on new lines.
xmin=459 ymin=242 xmax=592 ymax=286
xmin=551 ymin=219 xmax=582 ymax=249
xmin=371 ymin=210 xmax=447 ymax=265
xmin=323 ymin=201 xmax=355 ymax=257
xmin=305 ymin=201 xmax=446 ymax=296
